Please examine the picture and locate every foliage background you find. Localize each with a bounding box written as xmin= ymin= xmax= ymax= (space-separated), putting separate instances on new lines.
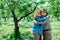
xmin=0 ymin=0 xmax=60 ymax=40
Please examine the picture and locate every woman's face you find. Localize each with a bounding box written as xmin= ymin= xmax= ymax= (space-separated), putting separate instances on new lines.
xmin=37 ymin=11 xmax=42 ymax=17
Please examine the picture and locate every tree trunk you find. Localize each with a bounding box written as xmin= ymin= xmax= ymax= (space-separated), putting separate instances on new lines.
xmin=14 ymin=21 xmax=20 ymax=39
xmin=4 ymin=17 xmax=7 ymax=21
xmin=14 ymin=21 xmax=19 ymax=30
xmin=11 ymin=9 xmax=21 ymax=39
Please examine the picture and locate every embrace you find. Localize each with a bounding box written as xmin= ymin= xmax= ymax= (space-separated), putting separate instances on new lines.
xmin=32 ymin=9 xmax=51 ymax=40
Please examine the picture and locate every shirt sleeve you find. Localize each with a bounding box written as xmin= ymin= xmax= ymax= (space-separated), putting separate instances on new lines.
xmin=34 ymin=17 xmax=48 ymax=24
xmin=33 ymin=20 xmax=43 ymax=24
xmin=36 ymin=17 xmax=47 ymax=22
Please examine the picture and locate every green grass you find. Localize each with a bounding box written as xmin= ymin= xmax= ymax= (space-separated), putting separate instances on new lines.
xmin=0 ymin=22 xmax=60 ymax=40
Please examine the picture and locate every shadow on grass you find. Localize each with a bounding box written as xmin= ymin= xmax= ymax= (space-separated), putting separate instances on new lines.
xmin=5 ymin=30 xmax=33 ymax=40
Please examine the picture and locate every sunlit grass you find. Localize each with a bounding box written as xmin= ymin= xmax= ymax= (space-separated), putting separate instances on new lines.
xmin=0 ymin=22 xmax=60 ymax=40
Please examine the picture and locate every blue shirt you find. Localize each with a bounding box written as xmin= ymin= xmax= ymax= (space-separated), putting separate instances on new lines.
xmin=33 ymin=17 xmax=47 ymax=35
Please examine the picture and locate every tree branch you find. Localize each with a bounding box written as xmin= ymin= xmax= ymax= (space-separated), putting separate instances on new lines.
xmin=17 ymin=4 xmax=37 ymax=22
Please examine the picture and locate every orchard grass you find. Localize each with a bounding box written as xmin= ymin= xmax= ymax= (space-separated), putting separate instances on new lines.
xmin=0 ymin=22 xmax=60 ymax=40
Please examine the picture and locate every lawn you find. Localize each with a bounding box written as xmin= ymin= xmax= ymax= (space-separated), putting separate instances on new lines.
xmin=0 ymin=21 xmax=60 ymax=40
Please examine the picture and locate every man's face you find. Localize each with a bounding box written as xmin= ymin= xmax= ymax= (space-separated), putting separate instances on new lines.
xmin=41 ymin=11 xmax=47 ymax=17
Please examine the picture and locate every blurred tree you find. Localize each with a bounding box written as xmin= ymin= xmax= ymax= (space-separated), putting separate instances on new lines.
xmin=0 ymin=0 xmax=37 ymax=39
xmin=0 ymin=0 xmax=60 ymax=39
xmin=48 ymin=0 xmax=60 ymax=21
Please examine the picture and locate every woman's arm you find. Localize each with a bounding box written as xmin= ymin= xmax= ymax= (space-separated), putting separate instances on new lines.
xmin=33 ymin=20 xmax=43 ymax=24
xmin=34 ymin=20 xmax=48 ymax=24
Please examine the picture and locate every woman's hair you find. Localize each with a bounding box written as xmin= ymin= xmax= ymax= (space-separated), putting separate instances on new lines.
xmin=34 ymin=11 xmax=42 ymax=19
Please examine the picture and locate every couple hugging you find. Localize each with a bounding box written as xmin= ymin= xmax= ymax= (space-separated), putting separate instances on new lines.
xmin=32 ymin=9 xmax=51 ymax=40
